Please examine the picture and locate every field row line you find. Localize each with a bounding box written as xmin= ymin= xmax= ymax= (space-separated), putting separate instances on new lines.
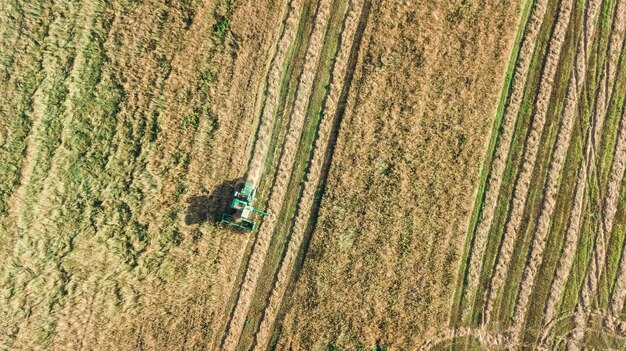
xmin=250 ymin=0 xmax=369 ymax=348
xmin=220 ymin=0 xmax=334 ymax=348
xmin=483 ymin=0 xmax=574 ymax=325
xmin=511 ymin=0 xmax=603 ymax=342
xmin=460 ymin=0 xmax=549 ymax=323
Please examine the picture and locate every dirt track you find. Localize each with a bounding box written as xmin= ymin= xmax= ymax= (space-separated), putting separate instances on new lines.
xmin=483 ymin=0 xmax=574 ymax=324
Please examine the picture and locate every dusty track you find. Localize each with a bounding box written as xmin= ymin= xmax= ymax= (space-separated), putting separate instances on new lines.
xmin=250 ymin=1 xmax=368 ymax=348
xmin=245 ymin=0 xmax=303 ymax=185
xmin=461 ymin=0 xmax=549 ymax=322
xmin=510 ymin=0 xmax=602 ymax=340
xmin=483 ymin=0 xmax=574 ymax=324
xmin=220 ymin=0 xmax=334 ymax=349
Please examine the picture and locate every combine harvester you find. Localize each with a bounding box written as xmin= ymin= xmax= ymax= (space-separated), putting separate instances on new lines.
xmin=221 ymin=181 xmax=269 ymax=231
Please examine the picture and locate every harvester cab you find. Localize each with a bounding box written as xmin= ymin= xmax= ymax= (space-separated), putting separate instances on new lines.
xmin=221 ymin=182 xmax=269 ymax=231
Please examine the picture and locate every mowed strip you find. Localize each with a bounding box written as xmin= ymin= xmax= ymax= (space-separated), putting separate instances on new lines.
xmin=246 ymin=0 xmax=305 ymax=185
xmin=568 ymin=0 xmax=626 ymax=346
xmin=510 ymin=0 xmax=602 ymax=341
xmin=251 ymin=1 xmax=368 ymax=349
xmin=458 ymin=0 xmax=549 ymax=323
xmin=206 ymin=1 xmax=300 ymax=347
xmin=235 ymin=0 xmax=350 ymax=348
xmin=541 ymin=0 xmax=625 ymax=334
xmin=482 ymin=0 xmax=574 ymax=324
xmin=220 ymin=0 xmax=334 ymax=349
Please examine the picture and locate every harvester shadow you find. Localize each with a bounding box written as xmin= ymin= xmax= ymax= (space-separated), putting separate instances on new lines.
xmin=185 ymin=178 xmax=239 ymax=225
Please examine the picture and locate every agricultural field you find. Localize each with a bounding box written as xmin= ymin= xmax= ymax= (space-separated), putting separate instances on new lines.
xmin=1 ymin=0 xmax=625 ymax=350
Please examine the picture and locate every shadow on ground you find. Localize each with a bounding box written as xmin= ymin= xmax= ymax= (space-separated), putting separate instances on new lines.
xmin=185 ymin=179 xmax=239 ymax=225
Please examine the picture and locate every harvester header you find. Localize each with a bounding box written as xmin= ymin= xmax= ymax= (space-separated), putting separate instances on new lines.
xmin=221 ymin=182 xmax=269 ymax=231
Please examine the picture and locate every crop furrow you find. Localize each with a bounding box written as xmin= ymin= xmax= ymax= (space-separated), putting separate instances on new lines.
xmin=250 ymin=1 xmax=368 ymax=349
xmin=460 ymin=0 xmax=549 ymax=323
xmin=220 ymin=0 xmax=334 ymax=348
xmin=510 ymin=0 xmax=602 ymax=341
xmin=483 ymin=0 xmax=574 ymax=324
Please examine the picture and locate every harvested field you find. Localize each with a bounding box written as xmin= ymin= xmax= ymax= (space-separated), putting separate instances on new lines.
xmin=2 ymin=0 xmax=626 ymax=349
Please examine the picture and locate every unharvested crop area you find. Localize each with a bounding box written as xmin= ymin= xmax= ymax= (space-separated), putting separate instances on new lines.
xmin=2 ymin=0 xmax=623 ymax=350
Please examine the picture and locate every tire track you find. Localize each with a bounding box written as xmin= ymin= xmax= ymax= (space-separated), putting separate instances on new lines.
xmin=510 ymin=0 xmax=602 ymax=340
xmin=605 ymin=3 xmax=626 ymax=316
xmin=215 ymin=0 xmax=304 ymax=343
xmin=461 ymin=0 xmax=549 ymax=322
xmin=251 ymin=1 xmax=369 ymax=348
xmin=608 ymin=109 xmax=626 ymax=314
xmin=220 ymin=0 xmax=334 ymax=349
xmin=568 ymin=1 xmax=626 ymax=345
xmin=543 ymin=0 xmax=626 ymax=327
xmin=418 ymin=327 xmax=506 ymax=351
xmin=483 ymin=0 xmax=574 ymax=325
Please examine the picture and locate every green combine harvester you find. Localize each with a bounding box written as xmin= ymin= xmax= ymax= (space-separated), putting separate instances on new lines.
xmin=221 ymin=181 xmax=269 ymax=231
